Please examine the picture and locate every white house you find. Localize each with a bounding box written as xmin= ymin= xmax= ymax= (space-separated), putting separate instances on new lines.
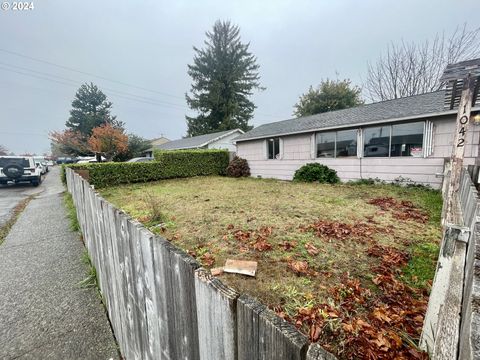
xmin=235 ymin=88 xmax=480 ymax=189
xmin=156 ymin=129 xmax=244 ymax=152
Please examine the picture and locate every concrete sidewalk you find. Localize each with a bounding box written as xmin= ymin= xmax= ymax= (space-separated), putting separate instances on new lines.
xmin=0 ymin=167 xmax=118 ymax=359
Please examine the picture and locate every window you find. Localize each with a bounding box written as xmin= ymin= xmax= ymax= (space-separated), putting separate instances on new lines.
xmin=336 ymin=129 xmax=357 ymax=157
xmin=363 ymin=122 xmax=424 ymax=157
xmin=364 ymin=126 xmax=391 ymax=157
xmin=316 ymin=132 xmax=335 ymax=158
xmin=390 ymin=122 xmax=424 ymax=157
xmin=267 ymin=138 xmax=280 ymax=159
xmin=316 ymin=129 xmax=357 ymax=158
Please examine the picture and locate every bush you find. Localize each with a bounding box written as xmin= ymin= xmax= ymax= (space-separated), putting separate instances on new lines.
xmin=65 ymin=149 xmax=229 ymax=187
xmin=226 ymin=156 xmax=250 ymax=177
xmin=293 ymin=163 xmax=339 ymax=184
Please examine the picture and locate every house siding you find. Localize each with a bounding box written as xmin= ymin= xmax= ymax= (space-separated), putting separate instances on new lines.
xmin=237 ymin=115 xmax=480 ymax=189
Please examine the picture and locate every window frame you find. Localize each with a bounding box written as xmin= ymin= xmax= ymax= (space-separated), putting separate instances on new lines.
xmin=315 ymin=129 xmax=358 ymax=159
xmin=267 ymin=137 xmax=281 ymax=160
xmin=313 ymin=121 xmax=427 ymax=159
xmin=362 ymin=121 xmax=426 ymax=158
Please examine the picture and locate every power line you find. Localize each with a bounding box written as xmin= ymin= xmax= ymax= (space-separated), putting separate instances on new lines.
xmin=0 ymin=48 xmax=185 ymax=100
xmin=0 ymin=61 xmax=187 ymax=109
xmin=0 ymin=48 xmax=284 ymax=120
xmin=0 ymin=65 xmax=187 ymax=111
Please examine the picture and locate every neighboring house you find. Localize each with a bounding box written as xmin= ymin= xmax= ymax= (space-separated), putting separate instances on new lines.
xmin=235 ymin=89 xmax=480 ymax=189
xmin=144 ymin=136 xmax=170 ymax=157
xmin=156 ymin=129 xmax=244 ymax=152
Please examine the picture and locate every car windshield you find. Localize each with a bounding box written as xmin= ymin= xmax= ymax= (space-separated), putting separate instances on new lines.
xmin=0 ymin=158 xmax=30 ymax=168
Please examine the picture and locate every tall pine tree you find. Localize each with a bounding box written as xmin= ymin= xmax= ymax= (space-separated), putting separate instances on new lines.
xmin=186 ymin=20 xmax=263 ymax=136
xmin=66 ymin=83 xmax=123 ymax=136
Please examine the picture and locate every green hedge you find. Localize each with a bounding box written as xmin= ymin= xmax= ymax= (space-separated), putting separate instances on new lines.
xmin=65 ymin=149 xmax=229 ymax=187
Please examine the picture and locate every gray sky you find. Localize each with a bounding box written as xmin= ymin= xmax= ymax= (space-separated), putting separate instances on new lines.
xmin=0 ymin=0 xmax=479 ymax=154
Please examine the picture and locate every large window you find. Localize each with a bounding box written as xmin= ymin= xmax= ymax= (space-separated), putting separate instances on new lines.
xmin=316 ymin=132 xmax=335 ymax=157
xmin=390 ymin=122 xmax=424 ymax=157
xmin=363 ymin=122 xmax=424 ymax=157
xmin=267 ymin=138 xmax=280 ymax=159
xmin=336 ymin=129 xmax=357 ymax=157
xmin=316 ymin=129 xmax=357 ymax=158
xmin=364 ymin=126 xmax=390 ymax=157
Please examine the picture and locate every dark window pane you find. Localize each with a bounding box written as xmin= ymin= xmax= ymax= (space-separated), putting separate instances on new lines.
xmin=268 ymin=138 xmax=280 ymax=159
xmin=268 ymin=139 xmax=274 ymax=159
xmin=336 ymin=129 xmax=357 ymax=157
xmin=316 ymin=132 xmax=335 ymax=158
xmin=364 ymin=126 xmax=390 ymax=157
xmin=390 ymin=122 xmax=424 ymax=157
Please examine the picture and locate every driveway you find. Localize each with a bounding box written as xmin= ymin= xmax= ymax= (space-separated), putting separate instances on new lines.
xmin=0 ymin=167 xmax=119 ymax=359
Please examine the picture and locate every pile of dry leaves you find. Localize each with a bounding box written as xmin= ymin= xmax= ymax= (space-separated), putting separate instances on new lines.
xmin=275 ymin=243 xmax=429 ymax=359
xmin=368 ymin=197 xmax=429 ymax=223
xmin=299 ymin=219 xmax=381 ymax=244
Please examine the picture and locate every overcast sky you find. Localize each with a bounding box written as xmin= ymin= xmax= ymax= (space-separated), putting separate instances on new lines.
xmin=0 ymin=0 xmax=479 ymax=154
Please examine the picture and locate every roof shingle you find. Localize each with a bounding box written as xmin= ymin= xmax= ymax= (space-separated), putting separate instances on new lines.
xmin=235 ymin=91 xmax=448 ymax=142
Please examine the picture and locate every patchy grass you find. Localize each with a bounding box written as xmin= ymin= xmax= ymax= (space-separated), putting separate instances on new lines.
xmin=79 ymin=249 xmax=99 ymax=290
xmin=64 ymin=192 xmax=80 ymax=232
xmin=101 ymin=176 xmax=442 ymax=359
xmin=0 ymin=195 xmax=34 ymax=246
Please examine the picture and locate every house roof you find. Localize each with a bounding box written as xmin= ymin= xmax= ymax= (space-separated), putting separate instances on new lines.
xmin=149 ymin=136 xmax=170 ymax=146
xmin=155 ymin=129 xmax=244 ymax=150
xmin=235 ymin=90 xmax=458 ymax=142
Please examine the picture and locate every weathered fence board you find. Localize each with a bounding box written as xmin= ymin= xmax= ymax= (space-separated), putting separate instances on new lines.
xmin=306 ymin=344 xmax=337 ymax=360
xmin=421 ymin=168 xmax=480 ymax=359
xmin=237 ymin=294 xmax=309 ymax=360
xmin=195 ymin=268 xmax=239 ymax=360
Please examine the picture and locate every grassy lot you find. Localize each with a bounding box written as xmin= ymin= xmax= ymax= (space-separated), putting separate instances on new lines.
xmin=101 ymin=176 xmax=442 ymax=359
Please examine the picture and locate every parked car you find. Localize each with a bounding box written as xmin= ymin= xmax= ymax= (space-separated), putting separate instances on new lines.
xmin=46 ymin=160 xmax=55 ymax=167
xmin=34 ymin=157 xmax=48 ymax=174
xmin=0 ymin=156 xmax=43 ymax=186
xmin=77 ymin=157 xmax=98 ymax=164
xmin=126 ymin=157 xmax=154 ymax=163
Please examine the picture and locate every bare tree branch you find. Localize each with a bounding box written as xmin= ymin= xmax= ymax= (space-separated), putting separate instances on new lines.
xmin=365 ymin=24 xmax=480 ymax=102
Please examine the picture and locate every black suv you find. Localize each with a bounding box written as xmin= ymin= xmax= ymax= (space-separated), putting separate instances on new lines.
xmin=0 ymin=156 xmax=43 ymax=186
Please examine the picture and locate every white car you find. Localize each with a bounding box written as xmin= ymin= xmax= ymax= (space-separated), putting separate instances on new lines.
xmin=33 ymin=157 xmax=48 ymax=174
xmin=0 ymin=156 xmax=43 ymax=186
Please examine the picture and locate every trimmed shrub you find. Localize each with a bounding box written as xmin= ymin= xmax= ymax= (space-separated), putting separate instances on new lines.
xmin=226 ymin=156 xmax=250 ymax=177
xmin=293 ymin=163 xmax=339 ymax=184
xmin=65 ymin=149 xmax=229 ymax=187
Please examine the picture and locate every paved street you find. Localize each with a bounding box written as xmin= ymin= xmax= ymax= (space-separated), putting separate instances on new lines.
xmin=0 ymin=167 xmax=118 ymax=359
xmin=0 ymin=180 xmax=43 ymax=228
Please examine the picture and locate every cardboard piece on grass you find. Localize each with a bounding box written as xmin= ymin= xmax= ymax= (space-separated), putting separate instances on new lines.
xmin=223 ymin=259 xmax=257 ymax=277
xmin=211 ymin=267 xmax=224 ymax=276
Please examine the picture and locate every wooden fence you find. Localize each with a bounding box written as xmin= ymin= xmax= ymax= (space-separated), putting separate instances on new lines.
xmin=65 ymin=168 xmax=336 ymax=360
xmin=421 ymin=168 xmax=480 ymax=359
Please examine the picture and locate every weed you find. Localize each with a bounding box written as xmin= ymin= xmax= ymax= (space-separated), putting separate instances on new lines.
xmin=63 ymin=192 xmax=80 ymax=232
xmin=143 ymin=191 xmax=164 ymax=224
xmin=79 ymin=250 xmax=99 ymax=290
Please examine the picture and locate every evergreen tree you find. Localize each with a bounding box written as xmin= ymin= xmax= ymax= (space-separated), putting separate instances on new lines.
xmin=186 ymin=20 xmax=263 ymax=136
xmin=293 ymin=79 xmax=363 ymax=118
xmin=66 ymin=83 xmax=123 ymax=136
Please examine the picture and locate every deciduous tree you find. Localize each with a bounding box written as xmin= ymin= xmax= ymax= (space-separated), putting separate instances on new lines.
xmin=0 ymin=145 xmax=8 ymax=155
xmin=88 ymin=124 xmax=128 ymax=161
xmin=49 ymin=130 xmax=90 ymax=156
xmin=293 ymin=79 xmax=363 ymax=117
xmin=186 ymin=20 xmax=263 ymax=136
xmin=365 ymin=24 xmax=480 ymax=101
